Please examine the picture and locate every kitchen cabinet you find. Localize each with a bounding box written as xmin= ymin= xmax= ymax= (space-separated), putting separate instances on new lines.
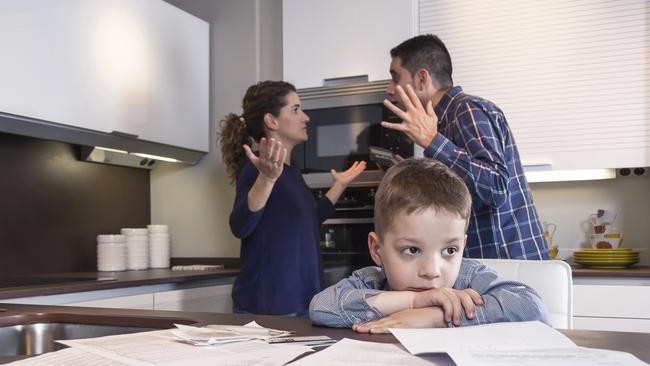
xmin=0 ymin=0 xmax=209 ymax=152
xmin=282 ymin=0 xmax=416 ymax=89
xmin=573 ymin=284 xmax=650 ymax=333
xmin=154 ymin=284 xmax=233 ymax=313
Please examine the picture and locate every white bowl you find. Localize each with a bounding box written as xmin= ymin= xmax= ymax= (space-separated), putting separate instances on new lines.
xmin=121 ymin=228 xmax=149 ymax=236
xmin=97 ymin=234 xmax=126 ymax=243
xmin=147 ymin=224 xmax=168 ymax=233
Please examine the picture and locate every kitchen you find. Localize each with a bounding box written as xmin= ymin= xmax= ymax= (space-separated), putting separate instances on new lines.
xmin=1 ymin=0 xmax=649 ymax=364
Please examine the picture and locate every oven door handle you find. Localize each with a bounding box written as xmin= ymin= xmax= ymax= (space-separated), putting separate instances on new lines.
xmin=323 ymin=218 xmax=374 ymax=225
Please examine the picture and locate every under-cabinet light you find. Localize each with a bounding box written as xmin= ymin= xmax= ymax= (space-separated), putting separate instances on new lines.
xmin=525 ymin=169 xmax=616 ymax=183
xmin=131 ymin=152 xmax=180 ymax=163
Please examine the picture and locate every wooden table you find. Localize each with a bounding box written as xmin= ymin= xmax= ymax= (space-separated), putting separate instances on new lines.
xmin=0 ymin=304 xmax=648 ymax=364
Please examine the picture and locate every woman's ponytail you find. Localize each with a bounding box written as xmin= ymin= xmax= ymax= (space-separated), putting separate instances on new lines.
xmin=219 ymin=113 xmax=250 ymax=184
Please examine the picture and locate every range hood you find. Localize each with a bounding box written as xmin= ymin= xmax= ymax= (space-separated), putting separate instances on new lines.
xmin=0 ymin=112 xmax=206 ymax=170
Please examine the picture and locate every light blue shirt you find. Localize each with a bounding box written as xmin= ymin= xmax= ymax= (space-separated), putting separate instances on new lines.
xmin=310 ymin=258 xmax=550 ymax=328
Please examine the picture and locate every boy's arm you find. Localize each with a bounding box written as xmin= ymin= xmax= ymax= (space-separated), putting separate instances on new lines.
xmin=309 ymin=267 xmax=387 ymax=328
xmin=352 ymin=307 xmax=447 ymax=333
xmin=456 ymin=262 xmax=551 ymax=327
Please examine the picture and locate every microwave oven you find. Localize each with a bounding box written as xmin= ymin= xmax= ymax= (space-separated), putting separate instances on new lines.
xmin=293 ymin=80 xmax=414 ymax=184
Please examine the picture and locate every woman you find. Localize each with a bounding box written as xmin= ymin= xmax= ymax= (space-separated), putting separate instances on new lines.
xmin=219 ymin=81 xmax=366 ymax=315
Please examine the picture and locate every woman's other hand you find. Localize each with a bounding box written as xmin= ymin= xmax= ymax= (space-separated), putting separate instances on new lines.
xmin=243 ymin=137 xmax=287 ymax=182
xmin=331 ymin=161 xmax=367 ymax=187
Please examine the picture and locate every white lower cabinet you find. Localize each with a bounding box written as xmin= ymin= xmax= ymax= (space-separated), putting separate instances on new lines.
xmin=154 ymin=285 xmax=233 ymax=313
xmin=65 ymin=293 xmax=154 ymax=310
xmin=573 ymin=285 xmax=650 ymax=333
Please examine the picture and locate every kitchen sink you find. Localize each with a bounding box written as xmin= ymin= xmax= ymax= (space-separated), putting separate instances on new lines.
xmin=0 ymin=312 xmax=195 ymax=356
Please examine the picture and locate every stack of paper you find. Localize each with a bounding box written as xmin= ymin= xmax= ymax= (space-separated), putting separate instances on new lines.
xmin=171 ymin=322 xmax=291 ymax=346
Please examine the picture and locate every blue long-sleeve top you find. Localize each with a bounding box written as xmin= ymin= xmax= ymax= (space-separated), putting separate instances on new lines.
xmin=230 ymin=159 xmax=335 ymax=315
xmin=309 ymin=258 xmax=550 ymax=328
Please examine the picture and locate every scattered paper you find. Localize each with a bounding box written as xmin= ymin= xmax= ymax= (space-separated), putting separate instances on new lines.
xmin=58 ymin=329 xmax=311 ymax=366
xmin=6 ymin=347 xmax=129 ymax=366
xmin=290 ymin=338 xmax=454 ymax=366
xmin=448 ymin=347 xmax=649 ymax=366
xmin=390 ymin=321 xmax=576 ymax=354
xmin=171 ymin=321 xmax=292 ymax=346
xmin=390 ymin=321 xmax=648 ymax=366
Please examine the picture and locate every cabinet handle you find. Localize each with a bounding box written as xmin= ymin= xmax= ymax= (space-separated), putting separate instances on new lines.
xmin=111 ymin=130 xmax=139 ymax=139
xmin=323 ymin=75 xmax=369 ymax=87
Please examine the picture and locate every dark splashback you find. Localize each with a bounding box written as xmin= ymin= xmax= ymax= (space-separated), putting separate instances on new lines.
xmin=0 ymin=132 xmax=150 ymax=276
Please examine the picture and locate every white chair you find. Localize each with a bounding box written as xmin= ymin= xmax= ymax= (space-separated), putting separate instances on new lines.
xmin=476 ymin=258 xmax=573 ymax=329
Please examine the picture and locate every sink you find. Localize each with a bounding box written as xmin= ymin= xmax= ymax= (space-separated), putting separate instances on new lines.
xmin=0 ymin=312 xmax=195 ymax=356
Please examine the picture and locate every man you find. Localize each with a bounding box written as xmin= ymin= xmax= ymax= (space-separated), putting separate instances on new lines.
xmin=382 ymin=34 xmax=548 ymax=259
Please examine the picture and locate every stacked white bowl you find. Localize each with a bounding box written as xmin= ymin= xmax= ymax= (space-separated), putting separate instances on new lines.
xmin=148 ymin=224 xmax=170 ymax=268
xmin=97 ymin=234 xmax=127 ymax=271
xmin=121 ymin=228 xmax=149 ymax=270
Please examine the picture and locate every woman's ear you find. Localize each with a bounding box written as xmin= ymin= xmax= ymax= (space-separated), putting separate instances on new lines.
xmin=263 ymin=112 xmax=279 ymax=131
xmin=368 ymin=232 xmax=383 ymax=267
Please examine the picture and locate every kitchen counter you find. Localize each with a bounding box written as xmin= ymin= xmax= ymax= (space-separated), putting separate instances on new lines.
xmin=0 ymin=268 xmax=239 ymax=301
xmin=0 ymin=303 xmax=649 ymax=364
xmin=571 ymin=265 xmax=650 ymax=278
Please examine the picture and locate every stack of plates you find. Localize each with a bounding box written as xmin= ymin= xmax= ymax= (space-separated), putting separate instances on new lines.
xmin=148 ymin=224 xmax=170 ymax=269
xmin=574 ymin=248 xmax=640 ymax=268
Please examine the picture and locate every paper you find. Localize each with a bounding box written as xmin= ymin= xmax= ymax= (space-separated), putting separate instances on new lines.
xmin=390 ymin=321 xmax=576 ymax=354
xmin=59 ymin=329 xmax=311 ymax=366
xmin=171 ymin=322 xmax=290 ymax=346
xmin=448 ymin=347 xmax=649 ymax=366
xmin=290 ymin=338 xmax=454 ymax=366
xmin=6 ymin=347 xmax=129 ymax=365
xmin=390 ymin=321 xmax=648 ymax=366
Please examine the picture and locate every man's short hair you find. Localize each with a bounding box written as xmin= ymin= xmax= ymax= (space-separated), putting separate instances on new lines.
xmin=374 ymin=158 xmax=471 ymax=237
xmin=390 ymin=34 xmax=453 ymax=89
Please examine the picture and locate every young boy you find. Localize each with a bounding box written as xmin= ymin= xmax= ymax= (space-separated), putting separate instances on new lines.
xmin=309 ymin=158 xmax=550 ymax=333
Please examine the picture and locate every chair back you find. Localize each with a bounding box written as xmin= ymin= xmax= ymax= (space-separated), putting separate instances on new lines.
xmin=476 ymin=258 xmax=573 ymax=329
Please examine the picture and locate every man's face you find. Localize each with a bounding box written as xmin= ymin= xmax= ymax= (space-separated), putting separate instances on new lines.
xmin=369 ymin=207 xmax=466 ymax=291
xmin=387 ymin=57 xmax=414 ymax=102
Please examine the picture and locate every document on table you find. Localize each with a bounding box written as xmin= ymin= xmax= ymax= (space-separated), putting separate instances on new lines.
xmin=390 ymin=321 xmax=648 ymax=366
xmin=290 ymin=338 xmax=454 ymax=366
xmin=6 ymin=347 xmax=129 ymax=366
xmin=58 ymin=329 xmax=311 ymax=366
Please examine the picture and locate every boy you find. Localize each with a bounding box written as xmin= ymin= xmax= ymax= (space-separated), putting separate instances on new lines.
xmin=309 ymin=158 xmax=550 ymax=333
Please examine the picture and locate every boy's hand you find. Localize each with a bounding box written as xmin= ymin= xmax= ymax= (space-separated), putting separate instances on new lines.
xmin=352 ymin=307 xmax=445 ymax=334
xmin=411 ymin=288 xmax=483 ymax=326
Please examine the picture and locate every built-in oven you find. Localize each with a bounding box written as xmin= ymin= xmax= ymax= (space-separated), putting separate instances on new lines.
xmin=312 ymin=185 xmax=377 ymax=287
xmin=294 ymin=80 xmax=414 ymax=175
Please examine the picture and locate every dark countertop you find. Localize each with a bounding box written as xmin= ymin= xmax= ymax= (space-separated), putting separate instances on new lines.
xmin=0 ymin=303 xmax=649 ymax=364
xmin=1 ymin=262 xmax=648 ymax=301
xmin=0 ymin=268 xmax=239 ymax=300
xmin=571 ymin=265 xmax=650 ymax=278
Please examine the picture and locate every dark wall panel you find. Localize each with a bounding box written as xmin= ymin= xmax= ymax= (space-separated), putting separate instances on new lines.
xmin=0 ymin=132 xmax=150 ymax=275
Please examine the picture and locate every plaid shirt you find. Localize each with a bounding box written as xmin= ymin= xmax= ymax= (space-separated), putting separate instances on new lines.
xmin=309 ymin=259 xmax=550 ymax=328
xmin=426 ymin=86 xmax=548 ymax=259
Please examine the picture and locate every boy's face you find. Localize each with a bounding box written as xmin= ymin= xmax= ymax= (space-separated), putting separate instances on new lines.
xmin=368 ymin=207 xmax=466 ymax=291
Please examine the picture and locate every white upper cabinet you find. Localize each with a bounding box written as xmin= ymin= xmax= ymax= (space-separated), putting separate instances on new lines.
xmin=283 ymin=0 xmax=417 ymax=89
xmin=0 ymin=0 xmax=209 ymax=152
xmin=419 ymin=0 xmax=649 ymax=170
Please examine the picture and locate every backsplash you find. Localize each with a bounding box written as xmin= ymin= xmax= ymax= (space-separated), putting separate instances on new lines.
xmin=0 ymin=132 xmax=150 ymax=275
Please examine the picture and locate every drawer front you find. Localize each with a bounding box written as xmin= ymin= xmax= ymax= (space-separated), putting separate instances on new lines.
xmin=574 ymin=285 xmax=650 ymax=318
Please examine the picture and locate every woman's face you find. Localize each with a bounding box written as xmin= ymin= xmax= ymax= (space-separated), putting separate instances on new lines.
xmin=272 ymin=91 xmax=310 ymax=144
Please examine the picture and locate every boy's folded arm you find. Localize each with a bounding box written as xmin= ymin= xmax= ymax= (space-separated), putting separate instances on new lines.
xmin=456 ymin=264 xmax=551 ymax=327
xmin=309 ymin=267 xmax=387 ymax=328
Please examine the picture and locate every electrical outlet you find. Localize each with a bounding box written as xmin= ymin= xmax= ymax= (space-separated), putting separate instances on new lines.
xmin=616 ymin=167 xmax=647 ymax=178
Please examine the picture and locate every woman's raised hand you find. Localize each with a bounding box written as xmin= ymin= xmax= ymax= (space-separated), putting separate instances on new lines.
xmin=331 ymin=161 xmax=367 ymax=187
xmin=243 ymin=137 xmax=287 ymax=181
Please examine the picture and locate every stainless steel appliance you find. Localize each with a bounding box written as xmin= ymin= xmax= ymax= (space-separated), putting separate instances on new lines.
xmin=312 ymin=185 xmax=377 ymax=286
xmin=295 ymin=80 xmax=414 ymax=185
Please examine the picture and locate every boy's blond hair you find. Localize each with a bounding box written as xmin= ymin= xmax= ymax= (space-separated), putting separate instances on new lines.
xmin=373 ymin=158 xmax=472 ymax=237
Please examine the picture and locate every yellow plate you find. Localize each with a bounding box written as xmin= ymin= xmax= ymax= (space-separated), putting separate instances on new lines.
xmin=579 ymin=248 xmax=634 ymax=252
xmin=574 ymin=254 xmax=639 ymax=258
xmin=575 ymin=259 xmax=639 ymax=265
xmin=577 ymin=263 xmax=638 ymax=269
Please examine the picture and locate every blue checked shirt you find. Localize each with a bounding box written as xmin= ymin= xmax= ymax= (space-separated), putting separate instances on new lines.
xmin=426 ymin=86 xmax=548 ymax=259
xmin=309 ymin=258 xmax=550 ymax=328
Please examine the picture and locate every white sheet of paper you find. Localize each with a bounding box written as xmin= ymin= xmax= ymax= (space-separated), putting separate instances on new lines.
xmin=448 ymin=347 xmax=649 ymax=366
xmin=59 ymin=329 xmax=310 ymax=366
xmin=390 ymin=321 xmax=576 ymax=354
xmin=6 ymin=347 xmax=129 ymax=366
xmin=290 ymin=338 xmax=454 ymax=366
